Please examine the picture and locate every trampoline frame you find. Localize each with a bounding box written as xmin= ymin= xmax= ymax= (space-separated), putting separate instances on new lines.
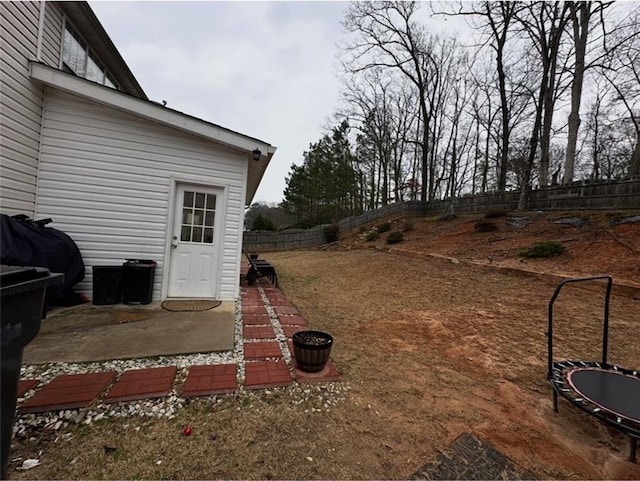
xmin=547 ymin=275 xmax=639 ymax=462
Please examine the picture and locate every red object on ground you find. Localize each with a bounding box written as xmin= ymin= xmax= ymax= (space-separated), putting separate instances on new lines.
xmin=183 ymin=426 xmax=192 ymax=436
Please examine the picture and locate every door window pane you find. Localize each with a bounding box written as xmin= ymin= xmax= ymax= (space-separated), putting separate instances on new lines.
xmin=194 ymin=210 xmax=204 ymax=225
xmin=203 ymin=228 xmax=214 ymax=243
xmin=182 ymin=208 xmax=192 ymax=224
xmin=179 ymin=189 xmax=216 ymax=244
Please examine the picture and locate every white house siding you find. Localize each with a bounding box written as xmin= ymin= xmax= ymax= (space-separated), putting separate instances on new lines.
xmin=0 ymin=2 xmax=63 ymax=217
xmin=1 ymin=1 xmax=44 ymax=216
xmin=41 ymin=3 xmax=63 ymax=68
xmin=36 ymin=89 xmax=247 ymax=301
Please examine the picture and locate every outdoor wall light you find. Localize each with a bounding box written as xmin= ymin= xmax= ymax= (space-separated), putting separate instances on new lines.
xmin=252 ymin=148 xmax=262 ymax=161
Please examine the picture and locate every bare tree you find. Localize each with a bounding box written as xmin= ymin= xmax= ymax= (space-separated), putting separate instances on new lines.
xmin=342 ymin=1 xmax=449 ymax=201
xmin=563 ymin=1 xmax=614 ymax=184
xmin=515 ymin=2 xmax=571 ymax=208
xmin=601 ymin=11 xmax=640 ymax=177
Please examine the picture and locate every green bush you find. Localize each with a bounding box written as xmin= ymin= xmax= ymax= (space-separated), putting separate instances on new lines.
xmin=366 ymin=231 xmax=380 ymax=241
xmin=474 ymin=220 xmax=498 ymax=232
xmin=402 ymin=221 xmax=414 ymax=232
xmin=377 ymin=222 xmax=391 ymax=233
xmin=323 ymin=223 xmax=339 ymax=243
xmin=251 ymin=214 xmax=277 ymax=231
xmin=484 ymin=210 xmax=508 ymax=219
xmin=519 ymin=241 xmax=565 ymax=258
xmin=386 ymin=231 xmax=404 ymax=244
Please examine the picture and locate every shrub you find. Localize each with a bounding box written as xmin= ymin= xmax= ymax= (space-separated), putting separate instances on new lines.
xmin=377 ymin=222 xmax=391 ymax=233
xmin=323 ymin=223 xmax=339 ymax=243
xmin=474 ymin=220 xmax=498 ymax=232
xmin=402 ymin=221 xmax=414 ymax=232
xmin=251 ymin=214 xmax=277 ymax=231
xmin=484 ymin=209 xmax=508 ymax=219
xmin=366 ymin=231 xmax=380 ymax=241
xmin=519 ymin=241 xmax=565 ymax=258
xmin=386 ymin=231 xmax=404 ymax=244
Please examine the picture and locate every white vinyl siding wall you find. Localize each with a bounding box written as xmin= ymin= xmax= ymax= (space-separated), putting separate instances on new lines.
xmin=36 ymin=90 xmax=247 ymax=301
xmin=1 ymin=1 xmax=44 ymax=216
xmin=41 ymin=3 xmax=63 ymax=68
xmin=0 ymin=2 xmax=63 ymax=217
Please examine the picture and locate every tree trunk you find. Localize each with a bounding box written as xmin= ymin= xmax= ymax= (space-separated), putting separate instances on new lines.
xmin=563 ymin=2 xmax=590 ymax=184
xmin=630 ymin=134 xmax=640 ymax=177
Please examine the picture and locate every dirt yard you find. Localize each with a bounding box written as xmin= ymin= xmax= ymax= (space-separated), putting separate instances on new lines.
xmin=10 ymin=210 xmax=640 ymax=480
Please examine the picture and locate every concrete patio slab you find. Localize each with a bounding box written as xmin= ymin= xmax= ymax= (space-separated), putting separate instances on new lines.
xmin=22 ymin=301 xmax=235 ymax=364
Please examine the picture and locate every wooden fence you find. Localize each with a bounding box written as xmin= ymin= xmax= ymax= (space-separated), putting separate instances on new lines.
xmin=242 ymin=179 xmax=640 ymax=252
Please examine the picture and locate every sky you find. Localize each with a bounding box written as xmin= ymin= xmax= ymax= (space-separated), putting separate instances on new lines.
xmin=89 ymin=1 xmax=351 ymax=205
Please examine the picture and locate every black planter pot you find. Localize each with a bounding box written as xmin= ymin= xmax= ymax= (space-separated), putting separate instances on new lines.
xmin=292 ymin=330 xmax=333 ymax=373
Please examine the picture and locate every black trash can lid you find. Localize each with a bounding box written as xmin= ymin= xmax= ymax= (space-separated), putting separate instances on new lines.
xmin=123 ymin=259 xmax=157 ymax=267
xmin=0 ymin=265 xmax=50 ymax=286
xmin=0 ymin=265 xmax=64 ymax=297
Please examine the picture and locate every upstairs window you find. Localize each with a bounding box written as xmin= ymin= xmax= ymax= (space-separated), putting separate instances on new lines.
xmin=62 ymin=22 xmax=117 ymax=90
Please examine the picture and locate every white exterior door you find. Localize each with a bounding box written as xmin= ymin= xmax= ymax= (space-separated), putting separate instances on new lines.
xmin=168 ymin=184 xmax=222 ymax=298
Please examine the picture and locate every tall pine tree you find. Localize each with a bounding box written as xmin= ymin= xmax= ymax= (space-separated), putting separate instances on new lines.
xmin=282 ymin=121 xmax=361 ymax=227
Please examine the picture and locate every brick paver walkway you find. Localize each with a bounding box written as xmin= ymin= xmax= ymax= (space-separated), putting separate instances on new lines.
xmin=16 ymin=272 xmax=340 ymax=412
xmin=104 ymin=366 xmax=177 ymax=403
xmin=245 ymin=360 xmax=293 ymax=389
xmin=243 ymin=325 xmax=276 ymax=339
xmin=19 ymin=372 xmax=116 ymax=413
xmin=17 ymin=380 xmax=39 ymax=397
xmin=244 ymin=341 xmax=283 ymax=360
xmin=182 ymin=364 xmax=237 ymax=397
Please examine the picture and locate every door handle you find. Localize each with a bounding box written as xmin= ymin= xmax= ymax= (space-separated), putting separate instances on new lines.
xmin=171 ymin=235 xmax=178 ymax=248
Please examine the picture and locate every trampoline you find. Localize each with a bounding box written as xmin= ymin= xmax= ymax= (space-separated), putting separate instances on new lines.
xmin=547 ymin=276 xmax=639 ymax=462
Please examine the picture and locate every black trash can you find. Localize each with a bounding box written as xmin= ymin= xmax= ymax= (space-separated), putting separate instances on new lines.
xmin=92 ymin=266 xmax=123 ymax=305
xmin=122 ymin=259 xmax=156 ymax=305
xmin=1 ymin=265 xmax=63 ymax=479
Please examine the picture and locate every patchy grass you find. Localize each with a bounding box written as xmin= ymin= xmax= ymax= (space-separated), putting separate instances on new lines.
xmin=519 ymin=241 xmax=566 ymax=258
xmin=10 ymin=250 xmax=640 ymax=480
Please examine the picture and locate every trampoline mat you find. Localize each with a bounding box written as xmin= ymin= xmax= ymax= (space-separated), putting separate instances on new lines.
xmin=567 ymin=368 xmax=640 ymax=422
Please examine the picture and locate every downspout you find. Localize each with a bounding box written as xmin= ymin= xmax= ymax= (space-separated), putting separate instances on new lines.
xmin=36 ymin=1 xmax=46 ymax=61
xmin=33 ymin=1 xmax=46 ymax=218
